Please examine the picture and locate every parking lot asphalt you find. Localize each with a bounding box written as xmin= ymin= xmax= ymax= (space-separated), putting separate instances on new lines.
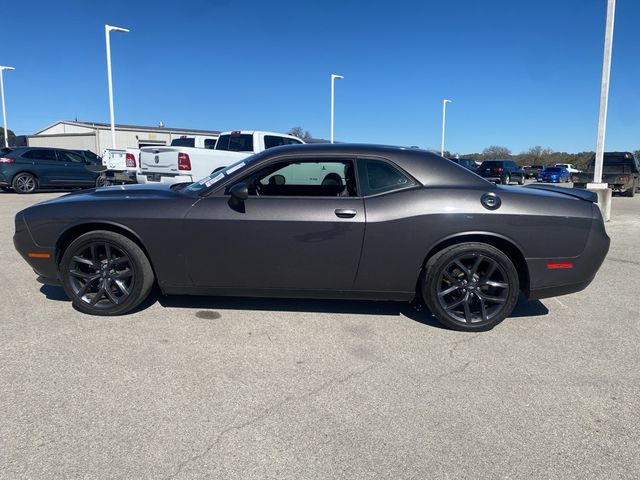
xmin=1 ymin=185 xmax=639 ymax=480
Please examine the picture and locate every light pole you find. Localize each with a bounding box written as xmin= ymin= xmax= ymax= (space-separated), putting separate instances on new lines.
xmin=594 ymin=0 xmax=616 ymax=184
xmin=105 ymin=24 xmax=129 ymax=149
xmin=441 ymin=99 xmax=452 ymax=157
xmin=0 ymin=65 xmax=15 ymax=148
xmin=330 ymin=73 xmax=344 ymax=144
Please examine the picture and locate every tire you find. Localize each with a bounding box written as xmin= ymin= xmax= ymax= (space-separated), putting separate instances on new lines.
xmin=96 ymin=175 xmax=110 ymax=188
xmin=59 ymin=231 xmax=154 ymax=316
xmin=12 ymin=172 xmax=37 ymax=194
xmin=421 ymin=242 xmax=520 ymax=332
xmin=503 ymin=174 xmax=510 ymax=185
xmin=518 ymin=175 xmax=525 ymax=185
xmin=627 ymin=184 xmax=636 ymax=198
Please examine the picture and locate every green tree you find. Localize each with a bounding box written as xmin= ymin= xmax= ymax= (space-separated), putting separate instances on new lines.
xmin=0 ymin=127 xmax=15 ymax=147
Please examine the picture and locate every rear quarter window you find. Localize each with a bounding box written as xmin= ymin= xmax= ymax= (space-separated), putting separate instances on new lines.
xmin=357 ymin=158 xmax=416 ymax=196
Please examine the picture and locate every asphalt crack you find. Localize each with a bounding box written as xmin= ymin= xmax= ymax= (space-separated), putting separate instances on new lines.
xmin=163 ymin=364 xmax=375 ymax=479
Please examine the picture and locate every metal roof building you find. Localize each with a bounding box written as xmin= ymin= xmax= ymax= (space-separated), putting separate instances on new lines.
xmin=26 ymin=120 xmax=220 ymax=153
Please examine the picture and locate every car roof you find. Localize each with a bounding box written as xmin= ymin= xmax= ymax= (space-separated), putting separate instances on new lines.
xmin=250 ymin=143 xmax=492 ymax=188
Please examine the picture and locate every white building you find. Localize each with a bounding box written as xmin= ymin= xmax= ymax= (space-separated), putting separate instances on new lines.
xmin=27 ymin=120 xmax=220 ymax=153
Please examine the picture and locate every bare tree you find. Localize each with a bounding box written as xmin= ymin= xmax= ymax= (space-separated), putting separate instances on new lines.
xmin=288 ymin=127 xmax=312 ymax=142
xmin=482 ymin=145 xmax=512 ymax=159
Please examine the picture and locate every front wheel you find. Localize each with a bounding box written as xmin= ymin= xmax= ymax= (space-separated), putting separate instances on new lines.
xmin=421 ymin=243 xmax=520 ymax=331
xmin=60 ymin=231 xmax=154 ymax=316
xmin=518 ymin=176 xmax=525 ymax=185
xmin=96 ymin=175 xmax=110 ymax=188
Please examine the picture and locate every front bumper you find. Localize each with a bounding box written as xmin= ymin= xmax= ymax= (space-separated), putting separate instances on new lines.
xmin=527 ymin=206 xmax=610 ymax=300
xmin=13 ymin=212 xmax=59 ymax=284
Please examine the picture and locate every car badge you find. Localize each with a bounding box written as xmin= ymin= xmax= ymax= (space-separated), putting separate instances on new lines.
xmin=155 ymin=155 xmax=159 ymax=164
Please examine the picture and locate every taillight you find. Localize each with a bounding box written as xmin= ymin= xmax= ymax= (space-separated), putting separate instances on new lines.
xmin=125 ymin=153 xmax=136 ymax=168
xmin=178 ymin=152 xmax=191 ymax=171
xmin=496 ymin=167 xmax=503 ymax=172
xmin=0 ymin=157 xmax=14 ymax=163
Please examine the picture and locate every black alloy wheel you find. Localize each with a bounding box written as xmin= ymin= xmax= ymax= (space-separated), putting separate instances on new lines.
xmin=12 ymin=173 xmax=37 ymax=194
xmin=422 ymin=243 xmax=519 ymax=331
xmin=60 ymin=231 xmax=154 ymax=315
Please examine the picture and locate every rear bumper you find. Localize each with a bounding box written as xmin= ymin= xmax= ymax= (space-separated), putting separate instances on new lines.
xmin=526 ymin=208 xmax=610 ymax=300
xmin=136 ymin=173 xmax=192 ymax=185
xmin=105 ymin=170 xmax=138 ymax=184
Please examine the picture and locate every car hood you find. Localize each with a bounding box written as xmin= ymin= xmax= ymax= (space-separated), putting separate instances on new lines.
xmin=33 ymin=184 xmax=187 ymax=207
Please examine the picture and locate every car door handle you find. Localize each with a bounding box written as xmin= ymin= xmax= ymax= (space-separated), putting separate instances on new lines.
xmin=335 ymin=208 xmax=357 ymax=218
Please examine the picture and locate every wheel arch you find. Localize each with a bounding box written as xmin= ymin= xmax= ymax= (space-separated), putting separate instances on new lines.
xmin=419 ymin=232 xmax=530 ymax=293
xmin=55 ymin=222 xmax=157 ymax=278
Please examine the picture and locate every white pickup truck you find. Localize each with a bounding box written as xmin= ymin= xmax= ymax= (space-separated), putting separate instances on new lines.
xmin=100 ymin=148 xmax=141 ymax=185
xmin=137 ymin=130 xmax=304 ymax=184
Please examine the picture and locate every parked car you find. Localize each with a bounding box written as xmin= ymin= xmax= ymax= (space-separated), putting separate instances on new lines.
xmin=101 ymin=148 xmax=141 ymax=185
xmin=572 ymin=152 xmax=640 ymax=197
xmin=137 ymin=130 xmax=303 ymax=185
xmin=523 ymin=164 xmax=546 ymax=179
xmin=448 ymin=157 xmax=477 ymax=171
xmin=0 ymin=147 xmax=105 ymax=193
xmin=555 ymin=163 xmax=580 ymax=174
xmin=477 ymin=160 xmax=525 ymax=185
xmin=537 ymin=166 xmax=570 ymax=183
xmin=14 ymin=144 xmax=609 ymax=332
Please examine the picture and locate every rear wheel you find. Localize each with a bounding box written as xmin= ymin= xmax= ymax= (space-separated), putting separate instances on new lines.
xmin=422 ymin=243 xmax=520 ymax=331
xmin=60 ymin=231 xmax=154 ymax=316
xmin=96 ymin=175 xmax=110 ymax=188
xmin=503 ymin=174 xmax=510 ymax=185
xmin=518 ymin=175 xmax=525 ymax=185
xmin=12 ymin=173 xmax=37 ymax=194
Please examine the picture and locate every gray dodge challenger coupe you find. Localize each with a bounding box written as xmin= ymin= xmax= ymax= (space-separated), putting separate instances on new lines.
xmin=14 ymin=144 xmax=609 ymax=331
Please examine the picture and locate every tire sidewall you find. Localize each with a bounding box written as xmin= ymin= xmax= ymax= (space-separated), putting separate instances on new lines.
xmin=59 ymin=231 xmax=153 ymax=316
xmin=422 ymin=243 xmax=520 ymax=331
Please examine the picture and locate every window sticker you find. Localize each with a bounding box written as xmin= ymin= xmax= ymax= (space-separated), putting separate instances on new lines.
xmin=226 ymin=162 xmax=245 ymax=174
xmin=205 ymin=172 xmax=225 ymax=187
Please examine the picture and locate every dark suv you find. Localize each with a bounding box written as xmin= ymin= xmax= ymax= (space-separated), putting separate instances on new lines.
xmin=477 ymin=160 xmax=525 ymax=185
xmin=0 ymin=147 xmax=104 ymax=193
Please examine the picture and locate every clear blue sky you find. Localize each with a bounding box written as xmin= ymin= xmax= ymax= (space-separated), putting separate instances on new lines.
xmin=3 ymin=0 xmax=639 ymax=153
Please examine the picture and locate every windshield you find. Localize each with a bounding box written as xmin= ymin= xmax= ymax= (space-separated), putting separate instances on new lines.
xmin=183 ymin=157 xmax=256 ymax=194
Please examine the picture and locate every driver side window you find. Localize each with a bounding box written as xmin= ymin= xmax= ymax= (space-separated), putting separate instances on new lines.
xmin=241 ymin=159 xmax=357 ymax=197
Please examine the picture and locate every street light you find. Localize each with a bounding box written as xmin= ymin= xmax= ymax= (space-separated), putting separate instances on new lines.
xmin=105 ymin=24 xmax=129 ymax=149
xmin=594 ymin=0 xmax=616 ymax=185
xmin=0 ymin=65 xmax=15 ymax=148
xmin=441 ymin=99 xmax=452 ymax=157
xmin=330 ymin=73 xmax=344 ymax=144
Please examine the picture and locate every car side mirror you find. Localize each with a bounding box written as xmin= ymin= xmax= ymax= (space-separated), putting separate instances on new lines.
xmin=229 ymin=182 xmax=249 ymax=201
xmin=228 ymin=182 xmax=248 ymax=213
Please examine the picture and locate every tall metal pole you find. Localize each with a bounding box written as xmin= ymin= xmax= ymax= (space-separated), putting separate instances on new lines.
xmin=594 ymin=0 xmax=616 ymax=184
xmin=330 ymin=73 xmax=343 ymax=144
xmin=441 ymin=99 xmax=452 ymax=157
xmin=105 ymin=25 xmax=129 ymax=150
xmin=0 ymin=66 xmax=15 ymax=148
